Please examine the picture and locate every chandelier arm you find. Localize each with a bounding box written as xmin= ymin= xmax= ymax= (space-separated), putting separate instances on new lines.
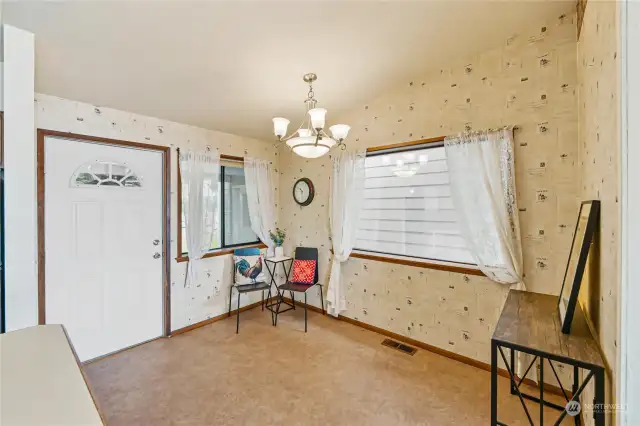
xmin=279 ymin=133 xmax=296 ymax=142
xmin=279 ymin=113 xmax=313 ymax=141
xmin=329 ymin=140 xmax=346 ymax=151
xmin=318 ymin=129 xmax=332 ymax=139
xmin=273 ymin=139 xmax=288 ymax=149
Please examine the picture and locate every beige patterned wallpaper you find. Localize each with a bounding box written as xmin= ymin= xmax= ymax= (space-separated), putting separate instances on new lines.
xmin=35 ymin=93 xmax=279 ymax=332
xmin=577 ymin=0 xmax=620 ymax=422
xmin=280 ymin=11 xmax=579 ymax=373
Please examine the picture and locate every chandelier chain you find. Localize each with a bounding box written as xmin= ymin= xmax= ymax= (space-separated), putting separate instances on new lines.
xmin=307 ymin=83 xmax=315 ymax=102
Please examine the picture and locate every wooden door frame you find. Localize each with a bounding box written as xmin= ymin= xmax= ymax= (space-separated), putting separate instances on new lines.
xmin=36 ymin=129 xmax=171 ymax=336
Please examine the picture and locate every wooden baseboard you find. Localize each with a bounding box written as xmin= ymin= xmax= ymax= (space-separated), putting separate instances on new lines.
xmin=281 ymin=297 xmax=569 ymax=398
xmin=170 ymin=297 xmax=277 ymax=336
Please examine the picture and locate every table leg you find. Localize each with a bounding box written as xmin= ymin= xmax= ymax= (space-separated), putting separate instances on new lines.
xmin=594 ymin=367 xmax=605 ymax=426
xmin=539 ymin=356 xmax=544 ymax=426
xmin=236 ymin=292 xmax=241 ymax=334
xmin=283 ymin=259 xmax=293 ymax=282
xmin=274 ymin=288 xmax=283 ymax=326
xmin=510 ymin=348 xmax=516 ymax=395
xmin=491 ymin=340 xmax=498 ymax=426
xmin=265 ymin=261 xmax=277 ymax=301
xmin=573 ymin=365 xmax=580 ymax=426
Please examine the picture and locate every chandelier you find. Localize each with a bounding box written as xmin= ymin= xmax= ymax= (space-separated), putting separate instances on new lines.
xmin=272 ymin=73 xmax=350 ymax=159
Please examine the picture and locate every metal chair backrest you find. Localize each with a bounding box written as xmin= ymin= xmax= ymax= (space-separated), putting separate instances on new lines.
xmin=294 ymin=247 xmax=319 ymax=284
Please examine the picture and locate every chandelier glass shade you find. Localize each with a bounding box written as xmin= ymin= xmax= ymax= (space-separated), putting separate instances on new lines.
xmin=391 ymin=153 xmax=429 ymax=178
xmin=272 ymin=73 xmax=349 ymax=159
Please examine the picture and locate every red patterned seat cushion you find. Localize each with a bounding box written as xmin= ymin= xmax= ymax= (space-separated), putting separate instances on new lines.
xmin=291 ymin=259 xmax=316 ymax=284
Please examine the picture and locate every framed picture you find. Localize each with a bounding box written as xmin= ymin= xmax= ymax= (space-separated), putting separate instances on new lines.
xmin=558 ymin=200 xmax=600 ymax=334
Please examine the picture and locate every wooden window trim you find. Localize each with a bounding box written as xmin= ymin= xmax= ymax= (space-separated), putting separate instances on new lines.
xmin=175 ymin=242 xmax=267 ymax=263
xmin=358 ymin=135 xmax=485 ymax=277
xmin=220 ymin=154 xmax=243 ymax=162
xmin=365 ymin=135 xmax=445 ymax=153
xmin=348 ymin=250 xmax=485 ymax=277
xmin=175 ymin=151 xmax=263 ymax=262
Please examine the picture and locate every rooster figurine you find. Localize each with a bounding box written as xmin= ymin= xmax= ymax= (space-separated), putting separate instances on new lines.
xmin=236 ymin=257 xmax=263 ymax=283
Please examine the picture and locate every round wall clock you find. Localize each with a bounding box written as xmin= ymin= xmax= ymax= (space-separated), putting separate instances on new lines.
xmin=293 ymin=178 xmax=314 ymax=206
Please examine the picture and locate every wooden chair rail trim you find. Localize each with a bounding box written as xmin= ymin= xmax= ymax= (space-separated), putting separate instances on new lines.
xmin=281 ymin=297 xmax=570 ymax=399
xmin=338 ymin=250 xmax=485 ymax=277
xmin=175 ymin=242 xmax=267 ymax=263
xmin=366 ymin=136 xmax=445 ymax=153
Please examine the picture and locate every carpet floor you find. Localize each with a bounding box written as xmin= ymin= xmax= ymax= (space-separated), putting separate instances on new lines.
xmin=84 ymin=307 xmax=574 ymax=425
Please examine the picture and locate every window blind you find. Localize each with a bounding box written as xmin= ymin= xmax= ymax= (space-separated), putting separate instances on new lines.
xmin=356 ymin=145 xmax=475 ymax=265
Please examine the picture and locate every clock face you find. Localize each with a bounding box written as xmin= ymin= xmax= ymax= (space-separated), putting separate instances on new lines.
xmin=293 ymin=178 xmax=314 ymax=206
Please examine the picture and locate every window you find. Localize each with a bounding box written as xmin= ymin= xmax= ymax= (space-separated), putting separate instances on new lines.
xmin=355 ymin=141 xmax=474 ymax=266
xmin=72 ymin=161 xmax=142 ymax=188
xmin=179 ymin=159 xmax=258 ymax=256
xmin=222 ymin=165 xmax=256 ymax=246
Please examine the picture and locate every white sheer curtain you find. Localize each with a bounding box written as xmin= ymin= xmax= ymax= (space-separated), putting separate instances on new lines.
xmin=244 ymin=157 xmax=277 ymax=256
xmin=444 ymin=128 xmax=524 ymax=286
xmin=179 ymin=149 xmax=220 ymax=287
xmin=327 ymin=151 xmax=366 ymax=317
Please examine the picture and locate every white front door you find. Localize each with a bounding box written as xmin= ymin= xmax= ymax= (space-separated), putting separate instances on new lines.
xmin=45 ymin=136 xmax=164 ymax=362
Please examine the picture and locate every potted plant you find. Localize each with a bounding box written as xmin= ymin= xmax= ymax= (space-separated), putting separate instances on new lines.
xmin=269 ymin=228 xmax=286 ymax=257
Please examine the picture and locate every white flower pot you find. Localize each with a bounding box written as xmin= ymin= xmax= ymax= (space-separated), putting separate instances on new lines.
xmin=275 ymin=246 xmax=284 ymax=258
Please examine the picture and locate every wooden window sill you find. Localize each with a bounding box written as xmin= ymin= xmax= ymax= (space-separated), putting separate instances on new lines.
xmin=346 ymin=250 xmax=486 ymax=277
xmin=176 ymin=242 xmax=266 ymax=263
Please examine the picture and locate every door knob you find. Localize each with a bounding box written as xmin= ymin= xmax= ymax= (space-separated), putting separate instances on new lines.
xmin=153 ymin=252 xmax=161 ymax=259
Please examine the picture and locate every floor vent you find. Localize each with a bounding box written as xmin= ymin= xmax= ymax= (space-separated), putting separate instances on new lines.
xmin=381 ymin=338 xmax=417 ymax=356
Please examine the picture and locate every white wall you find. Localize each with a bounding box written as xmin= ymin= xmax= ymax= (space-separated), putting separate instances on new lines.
xmin=620 ymin=1 xmax=640 ymax=424
xmin=3 ymin=25 xmax=36 ymax=331
xmin=0 ymin=64 xmax=5 ymax=111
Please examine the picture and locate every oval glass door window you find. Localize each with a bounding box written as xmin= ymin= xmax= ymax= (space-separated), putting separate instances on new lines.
xmin=71 ymin=161 xmax=142 ymax=188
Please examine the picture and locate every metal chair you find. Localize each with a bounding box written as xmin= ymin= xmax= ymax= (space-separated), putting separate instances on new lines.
xmin=274 ymin=247 xmax=324 ymax=332
xmin=228 ymin=247 xmax=270 ymax=333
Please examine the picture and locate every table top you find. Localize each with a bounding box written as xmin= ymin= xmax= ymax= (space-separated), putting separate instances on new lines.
xmin=492 ymin=290 xmax=604 ymax=369
xmin=0 ymin=325 xmax=104 ymax=425
xmin=265 ymin=255 xmax=293 ymax=263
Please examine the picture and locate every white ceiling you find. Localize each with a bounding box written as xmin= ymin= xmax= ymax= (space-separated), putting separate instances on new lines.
xmin=4 ymin=0 xmax=574 ymax=141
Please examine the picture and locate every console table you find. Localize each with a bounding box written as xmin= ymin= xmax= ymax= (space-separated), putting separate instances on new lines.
xmin=491 ymin=290 xmax=605 ymax=426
